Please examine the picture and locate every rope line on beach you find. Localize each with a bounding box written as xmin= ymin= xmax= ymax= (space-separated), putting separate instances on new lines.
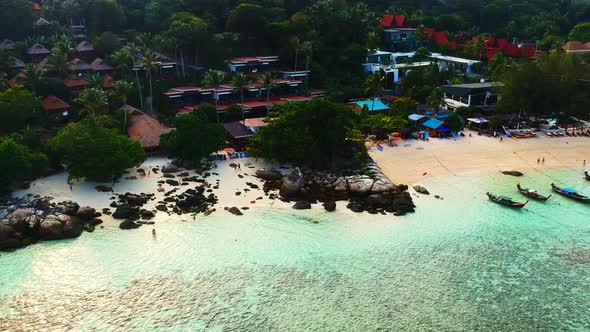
xmin=432 ymin=154 xmax=457 ymax=176
xmin=544 ymin=150 xmax=578 ymax=172
xmin=512 ymin=152 xmax=566 ymax=186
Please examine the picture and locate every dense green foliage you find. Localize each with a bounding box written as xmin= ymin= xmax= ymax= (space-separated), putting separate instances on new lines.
xmin=0 ymin=0 xmax=34 ymax=40
xmin=0 ymin=137 xmax=48 ymax=188
xmin=160 ymin=111 xmax=225 ymax=164
xmin=50 ymin=121 xmax=145 ymax=180
xmin=0 ymin=86 xmax=40 ymax=134
xmin=249 ymin=99 xmax=365 ymax=169
xmin=497 ymin=52 xmax=590 ymax=118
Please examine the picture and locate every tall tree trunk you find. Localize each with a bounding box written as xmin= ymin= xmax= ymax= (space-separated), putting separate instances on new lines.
xmin=266 ymin=88 xmax=271 ymax=115
xmin=240 ymin=90 xmax=245 ymax=123
xmin=149 ymin=71 xmax=153 ymax=113
xmin=135 ymin=69 xmax=144 ymax=111
xmin=215 ymin=99 xmax=219 ymax=123
xmin=294 ymin=50 xmax=298 ymax=71
xmin=175 ymin=46 xmax=180 ymax=78
xmin=180 ymin=49 xmax=186 ymax=78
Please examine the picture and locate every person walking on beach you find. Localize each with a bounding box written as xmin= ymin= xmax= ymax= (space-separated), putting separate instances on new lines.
xmin=238 ymin=162 xmax=241 ymax=171
xmin=69 ymin=182 xmax=73 ymax=191
xmin=499 ymin=136 xmax=503 ymax=142
xmin=584 ymin=160 xmax=586 ymax=167
xmin=542 ymin=157 xmax=545 ymax=164
xmin=537 ymin=157 xmax=540 ymax=164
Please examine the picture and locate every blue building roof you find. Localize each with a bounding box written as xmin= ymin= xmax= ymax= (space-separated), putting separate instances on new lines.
xmin=408 ymin=113 xmax=425 ymax=121
xmin=354 ymin=99 xmax=389 ymax=112
xmin=423 ymin=118 xmax=445 ymax=129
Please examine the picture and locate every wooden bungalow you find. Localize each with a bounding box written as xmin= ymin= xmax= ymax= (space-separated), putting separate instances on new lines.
xmin=67 ymin=58 xmax=92 ymax=74
xmin=421 ymin=118 xmax=449 ymax=137
xmin=90 ymin=58 xmax=114 ymax=73
xmin=26 ymin=44 xmax=50 ymax=63
xmin=63 ymin=76 xmax=90 ymax=95
xmin=74 ymin=41 xmax=95 ymax=60
xmin=0 ymin=39 xmax=15 ymax=50
xmin=122 ymin=104 xmax=172 ymax=153
xmin=223 ymin=121 xmax=253 ymax=149
xmin=41 ymin=95 xmax=71 ymax=120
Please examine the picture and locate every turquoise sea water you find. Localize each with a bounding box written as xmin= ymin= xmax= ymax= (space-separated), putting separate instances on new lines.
xmin=1 ymin=169 xmax=589 ymax=331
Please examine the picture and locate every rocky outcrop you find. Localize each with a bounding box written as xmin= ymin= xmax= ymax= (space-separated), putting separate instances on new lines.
xmin=162 ymin=164 xmax=180 ymax=173
xmin=502 ymin=170 xmax=524 ymax=177
xmin=228 ymin=207 xmax=243 ymax=216
xmin=292 ymin=201 xmax=312 ymax=210
xmin=119 ymin=220 xmax=141 ymax=230
xmin=413 ymin=185 xmax=430 ymax=195
xmin=280 ymin=169 xmax=305 ymax=198
xmin=255 ymin=169 xmax=283 ymax=181
xmin=39 ymin=217 xmax=64 ymax=240
xmin=112 ymin=204 xmax=140 ymax=220
xmin=347 ymin=176 xmax=373 ymax=195
xmin=323 ymin=201 xmax=336 ymax=212
xmin=76 ymin=206 xmax=97 ymax=221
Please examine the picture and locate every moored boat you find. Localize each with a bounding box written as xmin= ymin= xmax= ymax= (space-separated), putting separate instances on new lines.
xmin=486 ymin=192 xmax=528 ymax=208
xmin=516 ymin=184 xmax=551 ymax=201
xmin=551 ymin=183 xmax=590 ymax=203
xmin=585 ymin=171 xmax=590 ymax=181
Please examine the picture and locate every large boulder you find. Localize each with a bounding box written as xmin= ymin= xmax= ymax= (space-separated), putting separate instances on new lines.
xmin=412 ymin=185 xmax=430 ymax=195
xmin=0 ymin=238 xmax=21 ymax=250
xmin=347 ymin=176 xmax=373 ymax=195
xmin=162 ymin=164 xmax=180 ymax=173
xmin=502 ymin=170 xmax=524 ymax=177
xmin=367 ymin=193 xmax=391 ymax=208
xmin=255 ymin=169 xmax=283 ymax=181
xmin=60 ymin=215 xmax=84 ymax=238
xmin=280 ymin=169 xmax=305 ymax=198
xmin=292 ymin=201 xmax=311 ymax=210
xmin=371 ymin=177 xmax=394 ymax=194
xmin=124 ymin=193 xmax=149 ymax=207
xmin=76 ymin=206 xmax=96 ymax=221
xmin=58 ymin=201 xmax=80 ymax=216
xmin=112 ymin=204 xmax=140 ymax=220
xmin=391 ymin=192 xmax=415 ymax=215
xmin=0 ymin=224 xmax=16 ymax=240
xmin=228 ymin=207 xmax=243 ymax=216
xmin=323 ymin=201 xmax=336 ymax=212
xmin=7 ymin=208 xmax=35 ymax=233
xmin=333 ymin=177 xmax=348 ymax=192
xmin=119 ymin=220 xmax=141 ymax=230
xmin=39 ymin=217 xmax=64 ymax=240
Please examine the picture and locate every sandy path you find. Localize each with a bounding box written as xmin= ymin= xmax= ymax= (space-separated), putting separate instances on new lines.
xmin=370 ymin=131 xmax=590 ymax=186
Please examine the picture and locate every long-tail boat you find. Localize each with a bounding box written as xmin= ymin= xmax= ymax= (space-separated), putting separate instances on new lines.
xmin=486 ymin=192 xmax=528 ymax=208
xmin=517 ymin=184 xmax=551 ymax=201
xmin=585 ymin=171 xmax=590 ymax=181
xmin=551 ymin=183 xmax=590 ymax=203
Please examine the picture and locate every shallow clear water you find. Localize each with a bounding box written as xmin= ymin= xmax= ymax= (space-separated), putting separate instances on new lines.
xmin=1 ymin=170 xmax=589 ymax=331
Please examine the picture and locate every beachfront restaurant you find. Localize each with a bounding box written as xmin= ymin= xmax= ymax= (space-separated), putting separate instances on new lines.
xmin=466 ymin=117 xmax=489 ymax=131
xmin=421 ymin=118 xmax=449 ymax=137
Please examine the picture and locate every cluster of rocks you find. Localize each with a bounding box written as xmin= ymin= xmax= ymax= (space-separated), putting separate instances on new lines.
xmin=0 ymin=197 xmax=103 ymax=251
xmin=255 ymin=162 xmax=415 ymax=216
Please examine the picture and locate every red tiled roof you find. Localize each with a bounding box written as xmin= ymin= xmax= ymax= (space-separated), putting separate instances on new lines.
xmin=433 ymin=31 xmax=449 ymax=45
xmin=563 ymin=41 xmax=589 ymax=51
xmin=244 ymin=117 xmax=267 ymax=128
xmin=240 ymin=101 xmax=271 ymax=109
xmin=380 ymin=15 xmax=394 ymax=28
xmin=425 ymin=28 xmax=435 ymax=39
xmin=496 ymin=38 xmax=508 ymax=49
xmin=281 ymin=96 xmax=312 ymax=102
xmin=33 ymin=3 xmax=41 ymax=10
xmin=123 ymin=104 xmax=173 ymax=149
xmin=41 ymin=95 xmax=70 ymax=111
xmin=63 ymin=77 xmax=90 ymax=88
xmin=502 ymin=43 xmax=520 ymax=57
xmin=521 ymin=44 xmax=535 ymax=57
xmin=486 ymin=47 xmax=500 ymax=63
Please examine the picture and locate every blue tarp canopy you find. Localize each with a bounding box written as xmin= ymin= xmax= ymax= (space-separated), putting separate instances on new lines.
xmin=564 ymin=188 xmax=577 ymax=193
xmin=438 ymin=127 xmax=450 ymax=132
xmin=354 ymin=99 xmax=389 ymax=112
xmin=422 ymin=118 xmax=445 ymax=129
xmin=408 ymin=113 xmax=425 ymax=121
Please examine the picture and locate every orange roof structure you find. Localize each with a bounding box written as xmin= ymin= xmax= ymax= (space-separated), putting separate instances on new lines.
xmin=41 ymin=95 xmax=71 ymax=112
xmin=244 ymin=117 xmax=267 ymax=128
xmin=63 ymin=76 xmax=90 ymax=88
xmin=563 ymin=41 xmax=590 ymax=53
xmin=122 ymin=104 xmax=173 ymax=150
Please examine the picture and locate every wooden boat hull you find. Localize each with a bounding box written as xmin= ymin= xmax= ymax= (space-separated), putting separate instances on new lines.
xmin=516 ymin=184 xmax=551 ymax=201
xmin=487 ymin=193 xmax=528 ymax=208
xmin=551 ymin=184 xmax=590 ymax=203
xmin=585 ymin=172 xmax=590 ymax=181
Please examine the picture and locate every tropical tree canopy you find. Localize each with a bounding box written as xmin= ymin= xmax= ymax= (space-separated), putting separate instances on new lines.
xmin=0 ymin=85 xmax=40 ymax=134
xmin=50 ymin=121 xmax=145 ymax=181
xmin=0 ymin=136 xmax=48 ymax=187
xmin=160 ymin=111 xmax=225 ymax=164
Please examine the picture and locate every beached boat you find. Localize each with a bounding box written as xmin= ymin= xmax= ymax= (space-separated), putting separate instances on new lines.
xmin=551 ymin=183 xmax=590 ymax=203
xmin=486 ymin=192 xmax=528 ymax=208
xmin=516 ymin=184 xmax=551 ymax=201
xmin=585 ymin=171 xmax=590 ymax=181
xmin=503 ymin=126 xmax=537 ymax=138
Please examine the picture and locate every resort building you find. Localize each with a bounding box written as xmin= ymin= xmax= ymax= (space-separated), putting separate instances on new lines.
xmin=224 ymin=121 xmax=254 ymax=149
xmin=380 ymin=15 xmax=417 ymax=51
xmin=67 ymin=58 xmax=92 ymax=74
xmin=351 ymin=99 xmax=390 ymax=113
xmin=562 ymin=41 xmax=590 ymax=54
xmin=363 ymin=51 xmax=481 ymax=89
xmin=122 ymin=104 xmax=172 ymax=153
xmin=243 ymin=117 xmax=268 ymax=133
xmin=90 ymin=58 xmax=114 ymax=73
xmin=63 ymin=76 xmax=90 ymax=95
xmin=75 ymin=41 xmax=95 ymax=60
xmin=41 ymin=95 xmax=71 ymax=120
xmin=442 ymin=82 xmax=502 ymax=111
xmin=26 ymin=44 xmax=50 ymax=63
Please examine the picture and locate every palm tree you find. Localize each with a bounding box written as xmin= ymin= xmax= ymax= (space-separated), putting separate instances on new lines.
xmin=231 ymin=73 xmax=249 ymax=123
xmin=113 ymin=80 xmax=135 ymax=130
xmin=260 ymin=72 xmax=275 ymax=113
xmin=46 ymin=48 xmax=69 ymax=78
xmin=290 ymin=37 xmax=301 ymax=71
xmin=122 ymin=43 xmax=144 ymax=111
xmin=86 ymin=72 xmax=103 ymax=89
xmin=364 ymin=71 xmax=385 ymax=112
xmin=74 ymin=88 xmax=108 ymax=125
xmin=0 ymin=72 xmax=9 ymax=91
xmin=300 ymin=41 xmax=313 ymax=93
xmin=19 ymin=64 xmax=47 ymax=95
xmin=138 ymin=50 xmax=159 ymax=114
xmin=366 ymin=31 xmax=380 ymax=51
xmin=202 ymin=69 xmax=225 ymax=123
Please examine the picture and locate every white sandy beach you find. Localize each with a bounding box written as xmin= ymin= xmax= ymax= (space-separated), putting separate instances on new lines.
xmin=370 ymin=131 xmax=590 ymax=186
